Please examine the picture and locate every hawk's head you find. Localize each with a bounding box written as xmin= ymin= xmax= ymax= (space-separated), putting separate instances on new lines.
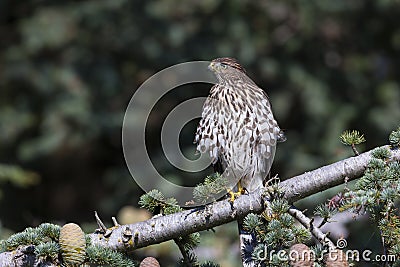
xmin=208 ymin=57 xmax=246 ymax=76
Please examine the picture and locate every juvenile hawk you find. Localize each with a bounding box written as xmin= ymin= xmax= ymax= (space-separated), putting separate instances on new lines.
xmin=195 ymin=58 xmax=285 ymax=193
xmin=194 ymin=57 xmax=285 ymax=266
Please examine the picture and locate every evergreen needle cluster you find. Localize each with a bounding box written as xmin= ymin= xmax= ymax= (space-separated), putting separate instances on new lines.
xmin=243 ymin=198 xmax=311 ymax=266
xmin=340 ymin=144 xmax=400 ymax=259
xmin=324 ymin=127 xmax=400 ymax=264
xmin=0 ymin=223 xmax=137 ymax=266
xmin=193 ymin=173 xmax=228 ymax=204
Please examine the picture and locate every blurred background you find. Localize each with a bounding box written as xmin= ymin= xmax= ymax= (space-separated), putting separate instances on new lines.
xmin=1 ymin=0 xmax=400 ymax=266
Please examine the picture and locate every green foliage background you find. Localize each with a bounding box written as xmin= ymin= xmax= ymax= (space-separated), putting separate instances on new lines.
xmin=1 ymin=0 xmax=400 ymax=265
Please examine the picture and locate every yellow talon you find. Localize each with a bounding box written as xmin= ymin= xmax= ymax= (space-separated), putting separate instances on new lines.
xmin=237 ymin=181 xmax=245 ymax=195
xmin=227 ymin=190 xmax=238 ymax=202
xmin=227 ymin=181 xmax=245 ymax=202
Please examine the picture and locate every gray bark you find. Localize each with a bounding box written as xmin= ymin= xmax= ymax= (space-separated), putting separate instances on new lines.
xmin=88 ymin=146 xmax=400 ymax=252
xmin=1 ymin=145 xmax=399 ymax=266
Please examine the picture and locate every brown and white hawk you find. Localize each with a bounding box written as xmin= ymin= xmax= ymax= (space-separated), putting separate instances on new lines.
xmin=194 ymin=57 xmax=285 ymax=266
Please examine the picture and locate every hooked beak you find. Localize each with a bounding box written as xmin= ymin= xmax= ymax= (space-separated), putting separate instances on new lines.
xmin=208 ymin=62 xmax=216 ymax=71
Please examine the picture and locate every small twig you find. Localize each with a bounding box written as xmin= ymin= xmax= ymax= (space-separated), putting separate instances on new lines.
xmin=94 ymin=211 xmax=113 ymax=237
xmin=316 ymin=217 xmax=328 ymax=228
xmin=351 ymin=144 xmax=360 ymax=156
xmin=288 ymin=207 xmax=336 ymax=250
xmin=344 ymin=176 xmax=350 ymax=191
xmin=94 ymin=211 xmax=107 ymax=233
xmin=174 ymin=239 xmax=197 ymax=266
xmin=112 ymin=217 xmax=120 ymax=227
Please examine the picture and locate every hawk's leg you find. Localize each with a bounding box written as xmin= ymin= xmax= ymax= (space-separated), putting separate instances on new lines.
xmin=227 ymin=180 xmax=246 ymax=202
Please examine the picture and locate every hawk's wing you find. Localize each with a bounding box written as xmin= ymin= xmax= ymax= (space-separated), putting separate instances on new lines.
xmin=194 ymin=84 xmax=224 ymax=167
xmin=194 ymin=82 xmax=283 ymax=180
xmin=232 ymin=81 xmax=282 ymax=178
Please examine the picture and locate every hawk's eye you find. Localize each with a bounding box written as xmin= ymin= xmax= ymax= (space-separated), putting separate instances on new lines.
xmin=220 ymin=63 xmax=228 ymax=69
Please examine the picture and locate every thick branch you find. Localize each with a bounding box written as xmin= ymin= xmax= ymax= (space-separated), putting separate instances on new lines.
xmin=88 ymin=146 xmax=400 ymax=252
xmin=2 ymin=146 xmax=399 ymax=266
xmin=0 ymin=245 xmax=56 ymax=267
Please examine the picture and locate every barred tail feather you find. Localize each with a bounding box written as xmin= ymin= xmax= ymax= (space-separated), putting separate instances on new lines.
xmin=238 ymin=220 xmax=258 ymax=267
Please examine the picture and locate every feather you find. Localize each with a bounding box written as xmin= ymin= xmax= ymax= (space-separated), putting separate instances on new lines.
xmin=195 ymin=58 xmax=285 ymax=267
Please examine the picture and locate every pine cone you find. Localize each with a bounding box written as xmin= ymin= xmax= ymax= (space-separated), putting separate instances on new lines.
xmin=59 ymin=223 xmax=86 ymax=266
xmin=140 ymin=256 xmax=161 ymax=267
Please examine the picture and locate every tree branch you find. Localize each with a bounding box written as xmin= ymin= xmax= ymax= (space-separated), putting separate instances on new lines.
xmin=88 ymin=146 xmax=400 ymax=252
xmin=288 ymin=207 xmax=336 ymax=250
xmin=2 ymin=146 xmax=399 ymax=266
xmin=0 ymin=245 xmax=57 ymax=267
